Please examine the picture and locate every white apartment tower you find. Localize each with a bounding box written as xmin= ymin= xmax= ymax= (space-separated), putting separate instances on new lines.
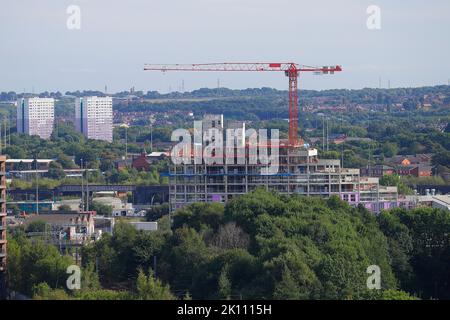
xmin=75 ymin=96 xmax=113 ymax=143
xmin=16 ymin=98 xmax=55 ymax=139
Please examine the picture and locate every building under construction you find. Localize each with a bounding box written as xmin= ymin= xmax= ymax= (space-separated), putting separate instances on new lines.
xmin=168 ymin=115 xmax=399 ymax=213
xmin=0 ymin=155 xmax=6 ymax=298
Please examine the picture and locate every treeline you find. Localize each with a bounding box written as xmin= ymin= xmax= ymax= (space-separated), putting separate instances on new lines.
xmin=114 ymin=97 xmax=287 ymax=122
xmin=80 ymin=189 xmax=450 ymax=300
xmin=2 ymin=84 xmax=448 ymax=101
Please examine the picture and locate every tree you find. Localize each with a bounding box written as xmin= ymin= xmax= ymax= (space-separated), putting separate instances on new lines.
xmin=224 ymin=188 xmax=288 ymax=235
xmin=378 ymin=211 xmax=414 ymax=291
xmin=218 ymin=265 xmax=232 ymax=299
xmin=432 ymin=151 xmax=450 ymax=167
xmin=392 ymin=207 xmax=450 ymax=299
xmin=32 ymin=282 xmax=70 ymax=300
xmin=81 ymin=263 xmax=101 ymax=291
xmin=160 ymin=227 xmax=212 ymax=298
xmin=379 ymin=289 xmax=419 ymax=300
xmin=7 ymin=235 xmax=73 ymax=295
xmin=132 ymin=231 xmax=165 ymax=272
xmin=273 ymin=266 xmax=301 ymax=300
xmin=3 ymin=145 xmax=27 ymax=159
xmin=224 ymin=189 xmax=397 ymax=299
xmin=173 ymin=202 xmax=225 ymax=231
xmin=74 ymin=289 xmax=131 ymax=300
xmin=90 ymin=201 xmax=113 ymax=216
xmin=6 ymin=238 xmax=23 ymax=292
xmin=382 ymin=142 xmax=398 ymax=157
xmin=57 ymin=154 xmax=76 ymax=169
xmin=146 ymin=203 xmax=169 ymax=222
xmin=48 ymin=162 xmax=66 ymax=180
xmin=26 ymin=220 xmax=47 ymax=233
xmin=380 ymin=174 xmax=413 ymax=195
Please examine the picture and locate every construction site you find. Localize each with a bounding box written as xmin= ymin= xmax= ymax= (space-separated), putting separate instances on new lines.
xmin=144 ymin=63 xmax=400 ymax=213
xmin=0 ymin=156 xmax=6 ymax=298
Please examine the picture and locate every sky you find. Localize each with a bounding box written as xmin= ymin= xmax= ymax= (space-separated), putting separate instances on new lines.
xmin=0 ymin=0 xmax=449 ymax=93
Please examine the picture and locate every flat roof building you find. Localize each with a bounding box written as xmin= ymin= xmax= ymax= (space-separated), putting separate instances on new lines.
xmin=75 ymin=96 xmax=113 ymax=143
xmin=17 ymin=98 xmax=55 ymax=139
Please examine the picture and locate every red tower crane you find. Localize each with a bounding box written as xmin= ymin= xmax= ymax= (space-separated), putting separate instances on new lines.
xmin=143 ymin=63 xmax=342 ymax=146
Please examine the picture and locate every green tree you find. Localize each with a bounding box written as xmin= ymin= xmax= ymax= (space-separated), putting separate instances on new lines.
xmin=7 ymin=235 xmax=73 ymax=295
xmin=390 ymin=207 xmax=450 ymax=299
xmin=273 ymin=266 xmax=301 ymax=300
xmin=218 ymin=265 xmax=232 ymax=299
xmin=81 ymin=263 xmax=101 ymax=291
xmin=382 ymin=142 xmax=398 ymax=157
xmin=26 ymin=220 xmax=47 ymax=233
xmin=6 ymin=237 xmax=23 ymax=292
xmin=146 ymin=203 xmax=169 ymax=222
xmin=160 ymin=227 xmax=212 ymax=298
xmin=380 ymin=174 xmax=413 ymax=195
xmin=90 ymin=201 xmax=113 ymax=216
xmin=57 ymin=154 xmax=76 ymax=169
xmin=378 ymin=211 xmax=414 ymax=291
xmin=32 ymin=282 xmax=70 ymax=300
xmin=432 ymin=151 xmax=450 ymax=167
xmin=173 ymin=202 xmax=224 ymax=231
xmin=379 ymin=289 xmax=419 ymax=300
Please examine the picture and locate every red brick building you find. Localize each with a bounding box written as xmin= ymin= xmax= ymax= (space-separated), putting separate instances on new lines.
xmin=385 ymin=154 xmax=434 ymax=177
xmin=396 ymin=165 xmax=433 ymax=177
xmin=361 ymin=165 xmax=395 ymax=177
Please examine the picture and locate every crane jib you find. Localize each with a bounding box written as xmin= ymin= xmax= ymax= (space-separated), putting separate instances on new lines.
xmin=143 ymin=62 xmax=342 ymax=146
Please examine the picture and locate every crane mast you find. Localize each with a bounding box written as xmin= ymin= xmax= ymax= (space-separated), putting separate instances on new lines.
xmin=144 ymin=62 xmax=342 ymax=146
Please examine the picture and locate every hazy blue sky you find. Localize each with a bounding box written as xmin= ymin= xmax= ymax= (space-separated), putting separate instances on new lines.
xmin=1 ymin=0 xmax=449 ymax=93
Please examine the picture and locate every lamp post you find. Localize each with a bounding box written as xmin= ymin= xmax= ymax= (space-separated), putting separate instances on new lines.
xmin=35 ymin=156 xmax=39 ymax=215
